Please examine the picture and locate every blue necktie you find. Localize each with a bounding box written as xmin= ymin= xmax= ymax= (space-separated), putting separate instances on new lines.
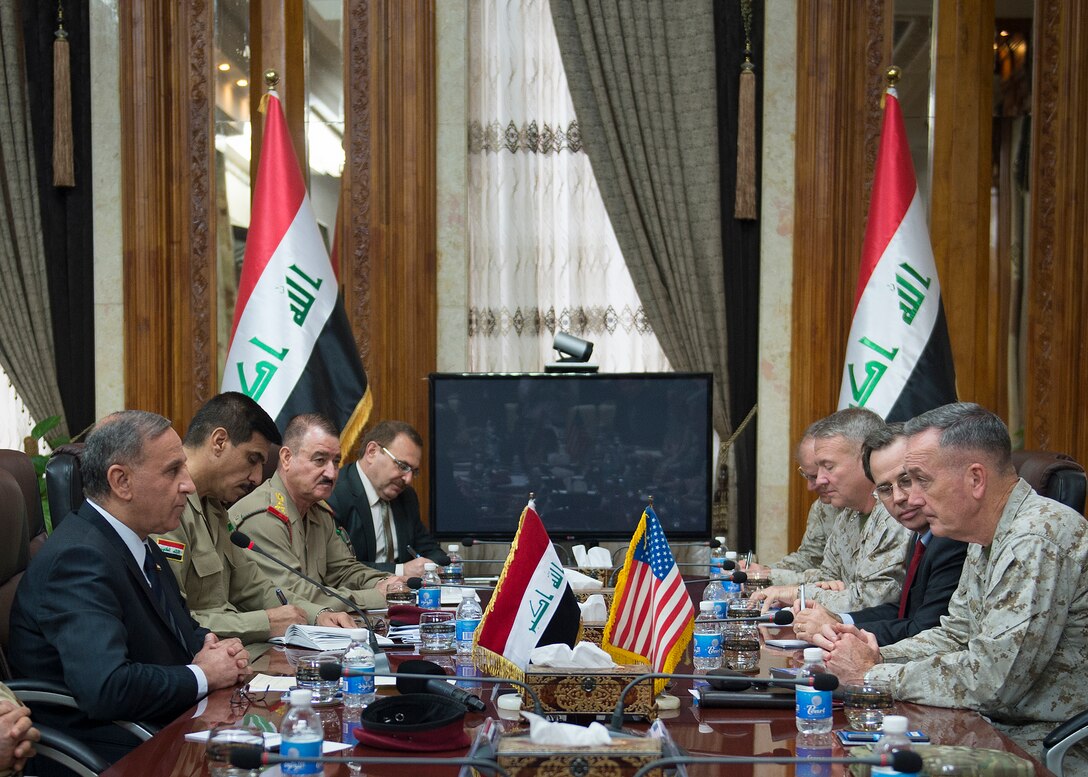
xmin=143 ymin=542 xmax=186 ymax=646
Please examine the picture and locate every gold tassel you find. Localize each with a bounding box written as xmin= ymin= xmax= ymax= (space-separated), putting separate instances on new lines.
xmin=734 ymin=62 xmax=757 ymax=220
xmin=52 ymin=3 xmax=74 ymax=188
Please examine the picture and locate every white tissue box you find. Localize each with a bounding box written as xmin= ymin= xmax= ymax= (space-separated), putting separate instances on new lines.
xmin=496 ymin=733 xmax=663 ymax=777
xmin=523 ymin=664 xmax=656 ymax=723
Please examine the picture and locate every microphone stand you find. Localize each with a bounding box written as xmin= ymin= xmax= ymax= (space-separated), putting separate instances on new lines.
xmin=230 ymin=532 xmax=390 ymax=675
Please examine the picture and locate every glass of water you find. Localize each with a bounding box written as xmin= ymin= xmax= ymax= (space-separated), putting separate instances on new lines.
xmin=842 ymin=678 xmax=893 ymax=731
xmin=295 ymin=652 xmax=342 ymax=704
xmin=205 ymin=722 xmax=265 ymax=777
xmin=419 ymin=611 xmax=456 ymax=653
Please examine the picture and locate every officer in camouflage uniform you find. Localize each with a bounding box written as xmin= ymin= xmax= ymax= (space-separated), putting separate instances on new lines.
xmin=153 ymin=393 xmax=353 ymax=644
xmin=752 ymin=408 xmax=911 ymax=612
xmin=230 ymin=413 xmax=402 ymax=612
xmin=819 ymin=403 xmax=1088 ymax=765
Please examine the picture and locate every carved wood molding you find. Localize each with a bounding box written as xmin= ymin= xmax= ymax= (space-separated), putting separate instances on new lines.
xmin=1027 ymin=1 xmax=1088 ymax=461
xmin=788 ymin=0 xmax=887 ymax=549
xmin=121 ymin=0 xmax=216 ymax=427
xmin=344 ymin=0 xmax=373 ymax=366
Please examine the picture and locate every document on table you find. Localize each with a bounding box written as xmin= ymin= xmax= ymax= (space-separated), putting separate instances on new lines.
xmin=268 ymin=624 xmax=394 ymax=651
xmin=183 ymin=730 xmax=352 ymax=752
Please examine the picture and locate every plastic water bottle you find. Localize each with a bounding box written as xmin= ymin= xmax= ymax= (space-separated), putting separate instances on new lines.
xmin=872 ymin=715 xmax=922 ymax=776
xmin=722 ymin=551 xmax=742 ymax=602
xmin=702 ymin=577 xmax=728 ymax=619
xmin=417 ymin=562 xmax=442 ymax=609
xmin=444 ymin=544 xmax=464 ymax=585
xmin=795 ymin=647 xmax=833 ymax=734
xmin=455 ymin=589 xmax=483 ymax=655
xmin=709 ymin=541 xmax=726 ymax=579
xmin=280 ymin=688 xmax=323 ymax=775
xmin=692 ymin=601 xmax=722 ymax=671
xmin=342 ymin=629 xmax=375 ymax=713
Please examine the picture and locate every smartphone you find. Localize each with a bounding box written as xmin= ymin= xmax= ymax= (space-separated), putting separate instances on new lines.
xmin=835 ymin=730 xmax=931 ymax=746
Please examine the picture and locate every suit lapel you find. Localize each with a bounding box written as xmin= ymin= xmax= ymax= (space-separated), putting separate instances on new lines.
xmin=389 ymin=495 xmax=409 ymax=560
xmin=348 ymin=465 xmax=378 ymax=561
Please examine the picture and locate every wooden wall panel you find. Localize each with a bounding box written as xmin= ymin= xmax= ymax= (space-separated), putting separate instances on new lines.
xmin=929 ymin=0 xmax=997 ymax=412
xmin=788 ymin=1 xmax=888 ymax=549
xmin=1026 ymin=1 xmax=1088 ymax=466
xmin=121 ymin=0 xmax=216 ymax=427
xmin=250 ymin=0 xmax=308 ymax=178
xmin=342 ymin=0 xmax=437 ymax=514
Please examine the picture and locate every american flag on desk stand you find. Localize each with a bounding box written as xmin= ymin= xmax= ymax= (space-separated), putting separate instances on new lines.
xmin=602 ymin=504 xmax=695 ymax=695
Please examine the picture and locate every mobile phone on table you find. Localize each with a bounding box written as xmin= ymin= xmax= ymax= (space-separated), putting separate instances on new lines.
xmin=836 ymin=730 xmax=930 ymax=746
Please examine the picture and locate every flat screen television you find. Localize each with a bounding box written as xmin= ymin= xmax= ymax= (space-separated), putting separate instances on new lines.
xmin=428 ymin=372 xmax=713 ymax=541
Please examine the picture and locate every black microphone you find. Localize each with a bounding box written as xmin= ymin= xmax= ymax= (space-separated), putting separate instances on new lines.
xmin=631 ymin=751 xmax=925 ymax=777
xmin=395 ymin=658 xmax=486 ymax=712
xmin=229 ymin=747 xmax=511 ymax=776
xmin=608 ymin=668 xmax=839 ymax=730
xmin=704 ymin=667 xmax=838 ymax=693
xmin=229 ymin=530 xmax=389 ymax=674
xmin=700 ymin=609 xmax=794 ymax=626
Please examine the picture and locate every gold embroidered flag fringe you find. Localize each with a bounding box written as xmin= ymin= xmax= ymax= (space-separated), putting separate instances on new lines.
xmin=472 ymin=504 xmax=530 ymax=686
xmin=52 ymin=4 xmax=74 ymax=188
xmin=339 ymin=385 xmax=373 ymax=463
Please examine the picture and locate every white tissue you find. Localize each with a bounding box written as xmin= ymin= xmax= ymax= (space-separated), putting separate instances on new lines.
xmin=564 ymin=567 xmax=603 ymax=591
xmin=572 ymin=544 xmax=591 ymax=567
xmin=578 ymin=594 xmax=608 ymax=623
xmin=587 ymin=547 xmax=612 ymax=568
xmin=529 ymin=641 xmax=615 ymax=668
xmin=521 ymin=712 xmax=613 ymax=746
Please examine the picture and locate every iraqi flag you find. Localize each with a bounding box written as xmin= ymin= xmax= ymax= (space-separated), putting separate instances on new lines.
xmin=473 ymin=500 xmax=581 ymax=680
xmin=221 ymin=91 xmax=371 ymax=460
xmin=837 ymin=88 xmax=956 ymax=421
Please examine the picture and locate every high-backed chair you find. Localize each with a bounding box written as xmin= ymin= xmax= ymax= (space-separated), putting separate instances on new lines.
xmin=45 ymin=443 xmax=86 ymax=528
xmin=0 ymin=468 xmax=30 ymax=681
xmin=0 ymin=449 xmax=47 ymax=556
xmin=1011 ymin=450 xmax=1086 ymax=516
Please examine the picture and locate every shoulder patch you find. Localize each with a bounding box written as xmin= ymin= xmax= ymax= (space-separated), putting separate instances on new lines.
xmin=267 ymin=505 xmax=293 ymax=542
xmin=154 ymin=538 xmax=185 ymax=563
xmin=273 ymin=491 xmax=287 ymax=514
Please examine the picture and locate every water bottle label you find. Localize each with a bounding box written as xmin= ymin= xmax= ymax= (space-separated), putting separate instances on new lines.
xmin=456 ymin=618 xmax=480 ymax=642
xmin=447 ymin=562 xmax=463 ymax=577
xmin=345 ymin=669 xmax=374 ymax=695
xmin=795 ymin=688 xmax=832 ymax=719
xmin=692 ymin=632 xmax=722 ymax=658
xmin=280 ymin=736 xmax=322 ymax=775
xmin=711 ymin=600 xmax=729 ymax=619
xmin=796 ymin=746 xmax=833 ymax=777
xmin=872 ymin=768 xmax=918 ymax=777
xmin=710 ymin=555 xmax=725 ymax=577
xmin=723 ymin=581 xmax=741 ymax=594
xmin=417 ymin=587 xmax=441 ymax=609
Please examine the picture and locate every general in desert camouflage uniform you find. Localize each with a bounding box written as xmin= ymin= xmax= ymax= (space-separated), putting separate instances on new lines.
xmin=156 ymin=493 xmax=326 ymax=644
xmin=772 ymin=498 xmax=838 ymax=573
xmin=772 ymin=502 xmax=909 ymax=611
xmin=230 ymin=472 xmax=391 ymax=612
xmin=869 ymin=478 xmax=1088 ymax=727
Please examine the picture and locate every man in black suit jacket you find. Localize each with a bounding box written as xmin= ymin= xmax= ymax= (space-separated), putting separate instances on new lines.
xmin=794 ymin=423 xmax=968 ymax=646
xmin=329 ymin=420 xmax=448 ymax=576
xmin=9 ymin=411 xmax=249 ymax=764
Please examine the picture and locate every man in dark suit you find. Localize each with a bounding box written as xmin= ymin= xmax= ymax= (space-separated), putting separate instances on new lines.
xmin=793 ymin=423 xmax=968 ymax=646
xmin=9 ymin=410 xmax=249 ymax=765
xmin=328 ymin=420 xmax=448 ymax=576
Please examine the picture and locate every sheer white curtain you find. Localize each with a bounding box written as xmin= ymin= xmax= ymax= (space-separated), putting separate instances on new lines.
xmin=467 ymin=0 xmax=669 ymax=373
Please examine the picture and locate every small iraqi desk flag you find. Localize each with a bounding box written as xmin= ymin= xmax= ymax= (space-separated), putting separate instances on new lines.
xmin=473 ymin=500 xmax=581 ymax=679
xmin=838 ymin=85 xmax=957 ymax=421
xmin=222 ymin=89 xmax=371 ymax=459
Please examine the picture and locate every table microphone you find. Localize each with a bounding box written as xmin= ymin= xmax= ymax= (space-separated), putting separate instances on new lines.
xmin=228 ymin=746 xmax=511 ymax=776
xmin=317 ymin=658 xmax=546 ymax=715
xmin=630 ymin=751 xmax=925 ymax=777
xmin=702 ymin=609 xmax=793 ymax=626
xmin=229 ymin=530 xmax=389 ymax=674
xmin=608 ymin=669 xmax=838 ymax=730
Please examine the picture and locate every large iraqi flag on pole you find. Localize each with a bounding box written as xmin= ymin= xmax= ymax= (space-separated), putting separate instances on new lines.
xmin=222 ymin=90 xmax=371 ymax=460
xmin=837 ymin=86 xmax=956 ymax=421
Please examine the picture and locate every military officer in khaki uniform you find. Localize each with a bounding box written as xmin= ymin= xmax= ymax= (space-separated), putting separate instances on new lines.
xmin=818 ymin=403 xmax=1088 ymax=762
xmin=153 ymin=393 xmax=353 ymax=644
xmin=230 ymin=413 xmax=402 ymax=612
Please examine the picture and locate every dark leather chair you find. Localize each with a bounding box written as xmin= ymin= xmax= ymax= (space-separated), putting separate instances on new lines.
xmin=0 ymin=449 xmax=47 ymax=557
xmin=0 ymin=468 xmax=30 ymax=682
xmin=1011 ymin=450 xmax=1086 ymax=516
xmin=44 ymin=443 xmax=86 ymax=528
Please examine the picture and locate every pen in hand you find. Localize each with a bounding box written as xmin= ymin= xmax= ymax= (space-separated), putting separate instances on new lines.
xmin=406 ymin=545 xmax=422 ymax=559
xmin=798 ymin=583 xmax=807 ymax=610
xmin=275 ymin=587 xmax=289 ymax=606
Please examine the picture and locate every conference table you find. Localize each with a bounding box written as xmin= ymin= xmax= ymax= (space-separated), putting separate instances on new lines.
xmin=100 ymin=626 xmax=1051 ymax=777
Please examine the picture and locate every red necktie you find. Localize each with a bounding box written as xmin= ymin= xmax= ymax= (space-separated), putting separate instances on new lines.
xmin=897 ymin=535 xmax=927 ymax=619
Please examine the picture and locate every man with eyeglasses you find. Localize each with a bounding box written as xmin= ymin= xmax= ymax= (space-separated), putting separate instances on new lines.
xmin=750 ymin=408 xmax=911 ymax=613
xmin=792 ymin=423 xmax=967 ymax=645
xmin=328 ymin=420 xmax=449 ymax=577
xmin=817 ymin=403 xmax=1088 ymax=760
xmin=231 ymin=413 xmax=405 ymax=612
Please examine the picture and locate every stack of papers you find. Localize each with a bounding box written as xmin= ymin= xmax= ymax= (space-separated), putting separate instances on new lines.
xmin=183 ymin=730 xmax=353 ymax=753
xmin=269 ymin=624 xmax=394 ymax=651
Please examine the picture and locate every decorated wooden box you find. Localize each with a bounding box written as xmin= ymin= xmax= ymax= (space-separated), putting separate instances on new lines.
xmin=522 ymin=664 xmax=656 ymax=723
xmin=574 ymin=587 xmax=614 ymax=611
xmin=496 ymin=733 xmax=663 ymax=777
